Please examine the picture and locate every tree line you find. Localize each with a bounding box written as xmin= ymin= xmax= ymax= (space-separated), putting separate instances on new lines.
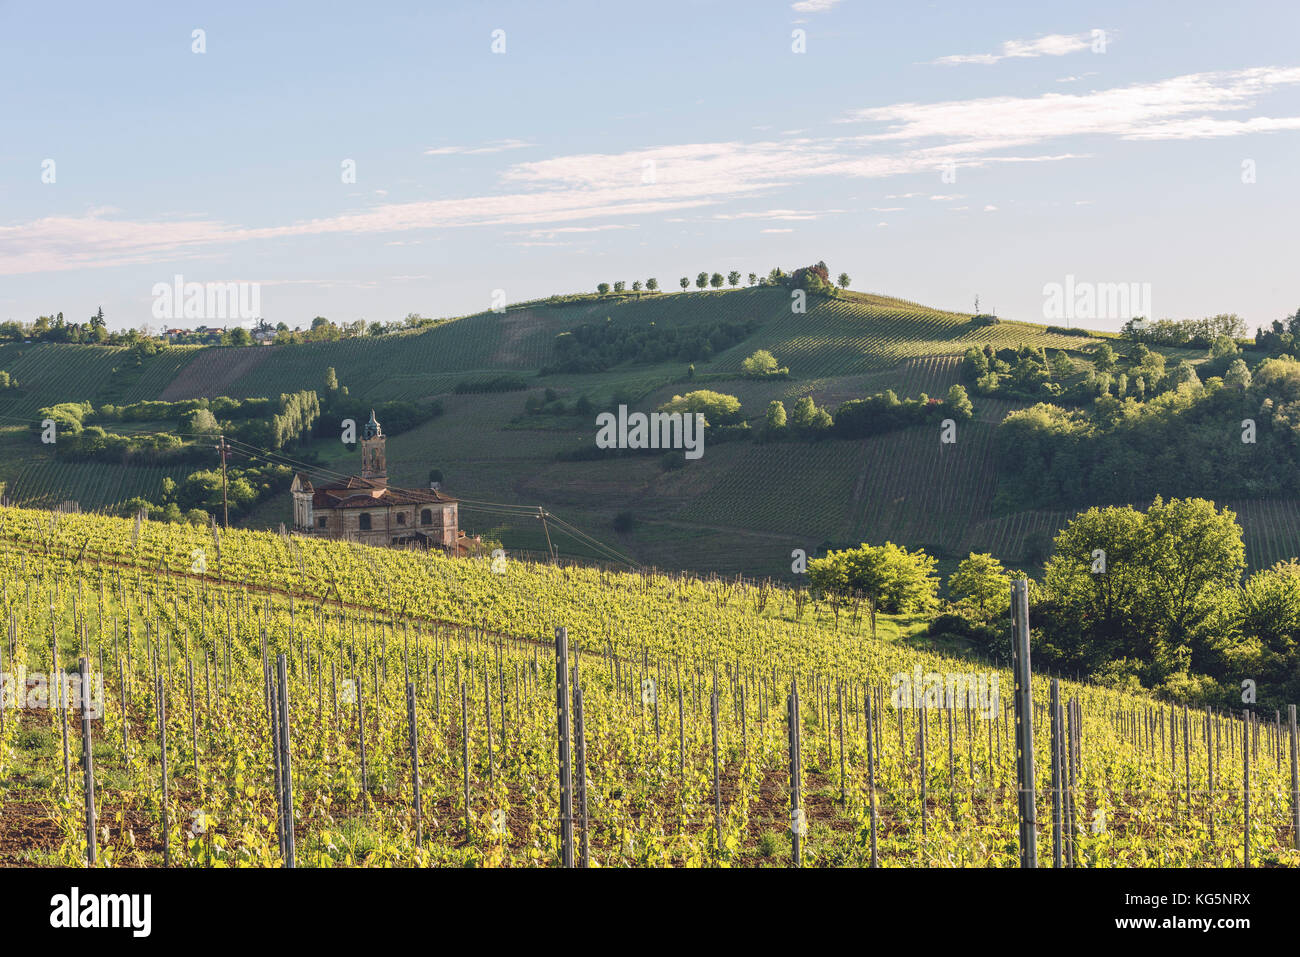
xmin=809 ymin=497 xmax=1300 ymax=709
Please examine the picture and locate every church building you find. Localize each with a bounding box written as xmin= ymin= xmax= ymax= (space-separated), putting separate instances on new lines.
xmin=290 ymin=410 xmax=473 ymax=553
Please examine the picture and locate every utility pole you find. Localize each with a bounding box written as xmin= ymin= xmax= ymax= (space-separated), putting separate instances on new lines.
xmin=538 ymin=507 xmax=555 ymax=564
xmin=215 ymin=435 xmax=231 ymax=528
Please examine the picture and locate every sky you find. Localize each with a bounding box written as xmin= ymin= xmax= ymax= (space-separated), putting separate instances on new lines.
xmin=1 ymin=0 xmax=1298 ymax=333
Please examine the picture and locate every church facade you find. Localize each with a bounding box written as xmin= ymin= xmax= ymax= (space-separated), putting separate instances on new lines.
xmin=290 ymin=410 xmax=472 ymax=553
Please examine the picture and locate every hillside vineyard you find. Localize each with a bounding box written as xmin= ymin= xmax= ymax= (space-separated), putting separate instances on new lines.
xmin=0 ymin=507 xmax=1295 ymax=867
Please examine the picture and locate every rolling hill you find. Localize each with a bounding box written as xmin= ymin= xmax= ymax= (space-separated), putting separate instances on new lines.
xmin=1 ymin=285 xmax=1294 ymax=580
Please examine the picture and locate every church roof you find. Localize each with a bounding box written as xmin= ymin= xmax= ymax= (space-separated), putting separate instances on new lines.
xmin=363 ymin=409 xmax=382 ymax=439
xmin=297 ymin=472 xmax=457 ymax=509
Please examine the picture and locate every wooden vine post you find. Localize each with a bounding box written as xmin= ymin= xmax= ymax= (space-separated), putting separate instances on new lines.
xmin=1011 ymin=579 xmax=1037 ymax=868
xmin=788 ymin=678 xmax=802 ymax=867
xmin=555 ymin=626 xmax=574 ymax=868
xmin=80 ymin=657 xmax=96 ymax=866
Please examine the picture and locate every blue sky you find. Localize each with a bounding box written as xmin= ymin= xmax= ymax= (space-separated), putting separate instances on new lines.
xmin=2 ymin=0 xmax=1298 ymax=332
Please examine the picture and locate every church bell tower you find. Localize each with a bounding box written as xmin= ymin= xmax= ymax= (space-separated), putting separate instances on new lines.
xmin=360 ymin=410 xmax=387 ymax=485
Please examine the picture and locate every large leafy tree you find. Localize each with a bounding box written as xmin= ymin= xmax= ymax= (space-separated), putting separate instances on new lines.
xmin=1040 ymin=497 xmax=1244 ymax=681
xmin=809 ymin=542 xmax=939 ymax=615
xmin=657 ymin=390 xmax=742 ymax=425
xmin=948 ymin=552 xmax=1009 ymax=617
xmin=1236 ymin=561 xmax=1300 ymax=702
xmin=741 ymin=349 xmax=779 ymax=376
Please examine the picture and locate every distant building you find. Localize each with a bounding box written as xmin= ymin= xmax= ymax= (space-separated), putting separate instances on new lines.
xmin=290 ymin=410 xmax=475 ymax=554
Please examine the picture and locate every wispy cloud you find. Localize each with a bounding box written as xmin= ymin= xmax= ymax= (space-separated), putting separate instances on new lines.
xmin=933 ymin=31 xmax=1101 ymax=66
xmin=509 ymin=224 xmax=639 ymax=238
xmin=712 ymin=208 xmax=845 ymax=221
xmin=423 ymin=139 xmax=534 ymax=156
xmin=791 ymin=0 xmax=842 ymax=12
xmin=6 ymin=68 xmax=1298 ymax=277
xmin=842 ymin=67 xmax=1300 ymax=145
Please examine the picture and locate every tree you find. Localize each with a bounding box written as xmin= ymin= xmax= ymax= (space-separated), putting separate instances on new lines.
xmin=613 ymin=281 xmax=625 ymax=293
xmin=646 ymin=278 xmax=658 ymax=292
xmin=632 ymin=280 xmax=642 ymax=292
xmin=185 ymin=408 xmax=221 ymax=436
xmin=948 ymin=552 xmax=1009 ymax=616
xmin=790 ymin=262 xmax=831 ymax=294
xmin=680 ymin=277 xmax=690 ymax=290
xmin=1040 ymin=498 xmax=1244 ymax=681
xmin=809 ymin=542 xmax=939 ymax=614
xmin=1171 ymin=359 xmax=1201 ymax=390
xmin=709 ymin=272 xmax=724 ymax=289
xmin=1224 ymin=358 xmax=1251 ymax=389
xmin=741 ymin=349 xmax=780 ymax=377
xmin=90 ymin=307 xmax=106 ymax=329
xmin=1238 ymin=561 xmax=1300 ymax=702
xmin=962 ymin=346 xmax=989 ymax=379
xmin=837 ymin=273 xmax=850 ymax=289
xmin=225 ymin=326 xmax=252 ymax=346
xmin=764 ymin=400 xmax=787 ymax=434
xmin=945 ymin=384 xmax=973 ymax=420
xmin=325 ymin=367 xmax=339 ymax=392
xmin=748 ymin=273 xmax=758 ymax=286
xmin=657 ymin=390 xmax=743 ymax=425
xmin=696 ymin=273 xmax=708 ymax=289
xmin=790 ymin=395 xmax=832 ymax=433
xmin=1092 ymin=343 xmax=1115 ymax=372
xmin=1210 ymin=334 xmax=1239 ymax=361
xmin=1049 ymin=350 xmax=1075 ymax=379
xmin=727 ymin=270 xmax=741 ymax=287
xmin=597 ymin=282 xmax=611 ymax=295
